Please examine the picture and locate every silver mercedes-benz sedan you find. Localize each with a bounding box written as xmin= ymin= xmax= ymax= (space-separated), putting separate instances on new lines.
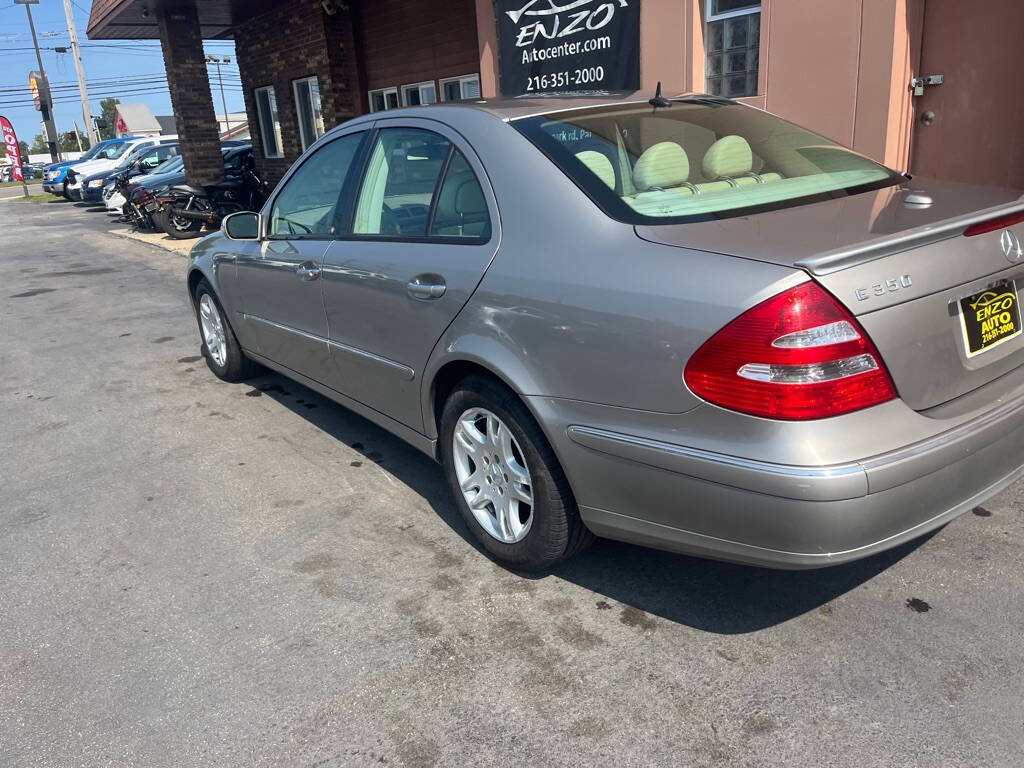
xmin=186 ymin=94 xmax=1024 ymax=571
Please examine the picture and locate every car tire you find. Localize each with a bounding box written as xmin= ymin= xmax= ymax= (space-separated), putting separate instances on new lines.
xmin=193 ymin=279 xmax=254 ymax=382
xmin=439 ymin=375 xmax=593 ymax=571
xmin=154 ymin=209 xmax=203 ymax=239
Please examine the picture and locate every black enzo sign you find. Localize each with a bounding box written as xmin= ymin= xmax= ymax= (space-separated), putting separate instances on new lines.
xmin=496 ymin=0 xmax=640 ymax=96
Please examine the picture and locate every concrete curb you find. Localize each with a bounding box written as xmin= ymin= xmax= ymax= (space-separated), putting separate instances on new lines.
xmin=106 ymin=226 xmax=198 ymax=257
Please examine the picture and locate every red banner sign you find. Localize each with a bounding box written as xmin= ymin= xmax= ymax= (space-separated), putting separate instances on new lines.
xmin=1 ymin=115 xmax=25 ymax=183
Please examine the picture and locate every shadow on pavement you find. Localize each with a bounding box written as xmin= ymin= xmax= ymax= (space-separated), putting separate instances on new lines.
xmin=236 ymin=367 xmax=930 ymax=635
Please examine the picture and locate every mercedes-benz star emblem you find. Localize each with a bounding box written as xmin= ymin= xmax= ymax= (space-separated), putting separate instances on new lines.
xmin=1001 ymin=229 xmax=1023 ymax=264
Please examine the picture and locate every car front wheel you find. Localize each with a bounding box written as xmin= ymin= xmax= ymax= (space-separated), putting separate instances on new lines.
xmin=440 ymin=376 xmax=593 ymax=571
xmin=193 ymin=280 xmax=252 ymax=382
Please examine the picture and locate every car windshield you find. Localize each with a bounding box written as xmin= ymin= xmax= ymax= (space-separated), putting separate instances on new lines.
xmin=512 ymin=99 xmax=902 ymax=224
xmin=97 ymin=142 xmax=133 ymax=160
xmin=152 ymin=156 xmax=184 ymax=175
xmin=114 ymin=146 xmax=149 ymax=170
xmin=78 ymin=142 xmax=110 ymax=162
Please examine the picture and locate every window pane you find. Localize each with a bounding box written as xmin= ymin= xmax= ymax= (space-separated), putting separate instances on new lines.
xmin=405 ymin=87 xmax=421 ymax=106
xmin=712 ymin=0 xmax=759 ymax=15
xmin=309 ymin=80 xmax=324 ymax=139
xmin=256 ymin=87 xmax=282 ymax=158
xmin=385 ymin=91 xmax=399 ymax=109
xmin=295 ymin=78 xmax=323 ymax=151
xmin=462 ymin=77 xmax=481 ymax=99
xmin=270 ymin=133 xmax=364 ymax=237
xmin=295 ymin=80 xmax=313 ymax=149
xmin=431 ymin=150 xmax=490 ymax=239
xmin=705 ymin=14 xmax=759 ymax=98
xmin=371 ymin=91 xmax=386 ymax=112
xmin=421 ymin=85 xmax=437 ymax=104
xmin=353 ymin=128 xmax=452 ymax=237
xmin=443 ymin=80 xmax=462 ymax=101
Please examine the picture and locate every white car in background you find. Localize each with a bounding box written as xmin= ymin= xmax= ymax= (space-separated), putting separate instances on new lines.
xmin=66 ymin=136 xmax=178 ymax=201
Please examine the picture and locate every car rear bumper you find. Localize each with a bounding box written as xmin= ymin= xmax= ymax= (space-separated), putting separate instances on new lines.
xmin=535 ymin=385 xmax=1024 ymax=569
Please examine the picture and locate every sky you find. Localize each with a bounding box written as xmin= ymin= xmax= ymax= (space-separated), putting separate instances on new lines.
xmin=0 ymin=0 xmax=246 ymax=147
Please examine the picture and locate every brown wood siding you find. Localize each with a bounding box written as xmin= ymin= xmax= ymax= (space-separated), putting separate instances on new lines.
xmin=360 ymin=0 xmax=480 ymax=92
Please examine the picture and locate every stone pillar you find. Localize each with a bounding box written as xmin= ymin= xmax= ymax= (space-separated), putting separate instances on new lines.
xmin=156 ymin=2 xmax=223 ymax=186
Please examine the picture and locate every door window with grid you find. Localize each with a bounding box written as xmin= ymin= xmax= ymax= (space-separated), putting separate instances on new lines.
xmin=705 ymin=1 xmax=760 ymax=98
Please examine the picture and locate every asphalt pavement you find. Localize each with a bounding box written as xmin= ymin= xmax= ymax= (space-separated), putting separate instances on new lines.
xmin=1 ymin=198 xmax=1022 ymax=767
xmin=0 ymin=183 xmax=43 ymax=199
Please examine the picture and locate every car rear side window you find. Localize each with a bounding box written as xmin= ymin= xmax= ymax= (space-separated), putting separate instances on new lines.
xmin=352 ymin=128 xmax=452 ymax=238
xmin=269 ymin=132 xmax=365 ymax=238
xmin=430 ymin=149 xmax=491 ymax=240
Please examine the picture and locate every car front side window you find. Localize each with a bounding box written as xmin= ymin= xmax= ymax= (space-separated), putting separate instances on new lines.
xmin=268 ymin=132 xmax=365 ymax=239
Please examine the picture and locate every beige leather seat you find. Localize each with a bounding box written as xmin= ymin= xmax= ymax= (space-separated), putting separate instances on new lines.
xmin=700 ymin=135 xmax=782 ymax=191
xmin=575 ymin=150 xmax=616 ymax=191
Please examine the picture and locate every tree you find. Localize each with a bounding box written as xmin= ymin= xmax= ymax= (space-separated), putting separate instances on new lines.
xmin=98 ymin=97 xmax=120 ymax=140
xmin=19 ymin=141 xmax=28 ymax=158
xmin=30 ymin=132 xmax=48 ymax=153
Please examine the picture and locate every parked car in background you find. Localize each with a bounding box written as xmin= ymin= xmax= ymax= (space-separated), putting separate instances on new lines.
xmin=43 ymin=138 xmax=135 ymax=198
xmin=0 ymin=165 xmax=11 ymax=182
xmin=94 ymin=141 xmax=180 ymax=208
xmin=106 ymin=153 xmax=183 ymax=214
xmin=188 ymin=94 xmax=1024 ymax=572
xmin=66 ymin=136 xmax=177 ymax=201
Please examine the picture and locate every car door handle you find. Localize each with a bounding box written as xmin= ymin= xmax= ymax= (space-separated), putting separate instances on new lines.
xmin=407 ymin=275 xmax=446 ymax=300
xmin=296 ymin=262 xmax=321 ymax=281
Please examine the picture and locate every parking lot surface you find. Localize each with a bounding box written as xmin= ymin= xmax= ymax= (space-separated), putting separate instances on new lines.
xmin=2 ymin=199 xmax=1023 ymax=767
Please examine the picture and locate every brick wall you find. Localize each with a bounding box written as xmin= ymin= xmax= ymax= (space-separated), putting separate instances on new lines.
xmin=234 ymin=0 xmax=360 ymax=185
xmin=156 ymin=4 xmax=224 ymax=186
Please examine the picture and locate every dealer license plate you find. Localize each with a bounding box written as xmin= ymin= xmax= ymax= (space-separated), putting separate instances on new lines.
xmin=958 ymin=281 xmax=1022 ymax=358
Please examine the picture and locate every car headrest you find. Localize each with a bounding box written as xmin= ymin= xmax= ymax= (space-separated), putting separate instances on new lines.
xmin=455 ymin=178 xmax=486 ymax=216
xmin=702 ymin=135 xmax=753 ymax=180
xmin=632 ymin=142 xmax=690 ymax=191
xmin=575 ymin=150 xmax=616 ymax=190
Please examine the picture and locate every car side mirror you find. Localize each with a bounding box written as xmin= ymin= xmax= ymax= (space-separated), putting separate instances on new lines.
xmin=222 ymin=211 xmax=260 ymax=241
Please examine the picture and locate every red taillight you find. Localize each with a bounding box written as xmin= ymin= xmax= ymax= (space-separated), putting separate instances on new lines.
xmin=963 ymin=210 xmax=1024 ymax=237
xmin=683 ymin=282 xmax=897 ymax=420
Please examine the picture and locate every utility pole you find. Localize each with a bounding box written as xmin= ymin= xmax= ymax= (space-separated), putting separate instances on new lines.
xmin=206 ymin=55 xmax=232 ymax=136
xmin=61 ymin=0 xmax=97 ymax=146
xmin=15 ymin=0 xmax=59 ymax=163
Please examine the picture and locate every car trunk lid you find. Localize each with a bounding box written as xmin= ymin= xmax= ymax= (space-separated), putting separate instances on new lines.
xmin=637 ymin=178 xmax=1024 ymax=411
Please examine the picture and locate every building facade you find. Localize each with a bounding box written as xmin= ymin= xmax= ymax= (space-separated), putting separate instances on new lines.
xmin=87 ymin=0 xmax=1024 ymax=190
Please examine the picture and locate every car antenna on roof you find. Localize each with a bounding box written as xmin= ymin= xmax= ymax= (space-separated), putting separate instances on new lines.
xmin=648 ymin=81 xmax=671 ymax=110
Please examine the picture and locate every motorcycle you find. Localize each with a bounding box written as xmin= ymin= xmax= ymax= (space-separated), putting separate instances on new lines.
xmin=151 ymin=157 xmax=268 ymax=240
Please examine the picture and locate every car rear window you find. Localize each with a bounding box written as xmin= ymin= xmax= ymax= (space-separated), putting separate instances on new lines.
xmin=512 ymin=100 xmax=902 ymax=224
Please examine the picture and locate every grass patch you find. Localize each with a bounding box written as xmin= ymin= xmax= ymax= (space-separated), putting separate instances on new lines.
xmin=11 ymin=194 xmax=56 ymax=203
xmin=0 ymin=180 xmax=40 ymax=188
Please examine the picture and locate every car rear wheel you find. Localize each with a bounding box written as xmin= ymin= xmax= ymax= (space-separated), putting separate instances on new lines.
xmin=440 ymin=376 xmax=593 ymax=571
xmin=193 ymin=279 xmax=253 ymax=382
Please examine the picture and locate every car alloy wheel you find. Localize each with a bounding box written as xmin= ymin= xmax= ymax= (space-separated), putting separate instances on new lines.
xmin=452 ymin=407 xmax=534 ymax=544
xmin=198 ymin=293 xmax=227 ymax=368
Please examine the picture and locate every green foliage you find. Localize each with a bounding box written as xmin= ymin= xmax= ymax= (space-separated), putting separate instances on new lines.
xmin=98 ymin=98 xmax=120 ymax=141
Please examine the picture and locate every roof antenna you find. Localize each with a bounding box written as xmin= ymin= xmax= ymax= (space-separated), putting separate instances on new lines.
xmin=649 ymin=81 xmax=671 ymax=110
